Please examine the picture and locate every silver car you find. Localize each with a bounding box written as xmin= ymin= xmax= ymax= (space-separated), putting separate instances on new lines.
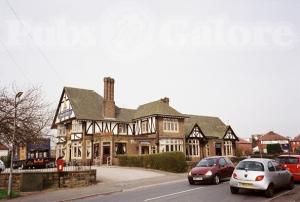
xmin=0 ymin=160 xmax=5 ymax=173
xmin=229 ymin=158 xmax=294 ymax=197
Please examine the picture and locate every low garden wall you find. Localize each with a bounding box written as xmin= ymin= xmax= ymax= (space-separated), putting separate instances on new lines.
xmin=0 ymin=169 xmax=96 ymax=192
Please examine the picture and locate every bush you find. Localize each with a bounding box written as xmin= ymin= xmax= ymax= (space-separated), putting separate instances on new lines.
xmin=267 ymin=144 xmax=283 ymax=154
xmin=118 ymin=152 xmax=187 ymax=173
xmin=0 ymin=155 xmax=10 ymax=167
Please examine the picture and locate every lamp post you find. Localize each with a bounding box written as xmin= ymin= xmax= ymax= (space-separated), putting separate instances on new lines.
xmin=8 ymin=91 xmax=23 ymax=198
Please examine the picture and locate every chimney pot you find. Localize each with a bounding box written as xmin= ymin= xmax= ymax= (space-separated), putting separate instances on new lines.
xmin=161 ymin=97 xmax=169 ymax=105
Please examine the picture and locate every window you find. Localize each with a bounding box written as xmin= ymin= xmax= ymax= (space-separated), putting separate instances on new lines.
xmin=56 ymin=145 xmax=65 ymax=158
xmin=118 ymin=124 xmax=127 ymax=134
xmin=272 ymin=161 xmax=283 ymax=171
xmin=276 ymin=157 xmax=299 ymax=164
xmin=187 ymin=139 xmax=200 ymax=157
xmin=197 ymin=158 xmax=217 ymax=167
xmin=163 ymin=119 xmax=179 ymax=132
xmin=159 ymin=139 xmax=183 ymax=153
xmin=224 ymin=141 xmax=233 ymax=156
xmin=58 ymin=125 xmax=66 ymax=136
xmin=72 ymin=142 xmax=82 ymax=159
xmin=86 ymin=140 xmax=92 ymax=159
xmin=72 ymin=120 xmax=82 ymax=133
xmin=115 ymin=143 xmax=127 ymax=155
xmin=141 ymin=121 xmax=148 ymax=134
xmin=224 ymin=157 xmax=233 ymax=165
xmin=205 ymin=144 xmax=210 ymax=156
xmin=268 ymin=161 xmax=275 ymax=172
xmin=219 ymin=158 xmax=227 ymax=167
xmin=236 ymin=161 xmax=264 ymax=171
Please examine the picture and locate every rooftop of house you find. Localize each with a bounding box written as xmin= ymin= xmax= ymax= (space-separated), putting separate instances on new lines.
xmin=259 ymin=131 xmax=289 ymax=141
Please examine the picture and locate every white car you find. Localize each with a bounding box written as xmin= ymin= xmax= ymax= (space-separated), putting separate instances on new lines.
xmin=0 ymin=160 xmax=5 ymax=173
xmin=229 ymin=158 xmax=294 ymax=197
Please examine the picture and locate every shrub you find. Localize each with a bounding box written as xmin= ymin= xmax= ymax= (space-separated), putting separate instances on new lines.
xmin=117 ymin=152 xmax=187 ymax=173
xmin=267 ymin=144 xmax=283 ymax=154
xmin=0 ymin=155 xmax=10 ymax=167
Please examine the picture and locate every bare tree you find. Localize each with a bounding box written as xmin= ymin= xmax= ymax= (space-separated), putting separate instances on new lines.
xmin=0 ymin=85 xmax=53 ymax=147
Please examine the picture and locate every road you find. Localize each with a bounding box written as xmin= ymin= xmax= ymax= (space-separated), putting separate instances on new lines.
xmin=76 ymin=180 xmax=293 ymax=202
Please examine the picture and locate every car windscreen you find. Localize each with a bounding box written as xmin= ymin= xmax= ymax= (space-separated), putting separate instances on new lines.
xmin=276 ymin=157 xmax=299 ymax=164
xmin=196 ymin=158 xmax=217 ymax=167
xmin=236 ymin=161 xmax=264 ymax=171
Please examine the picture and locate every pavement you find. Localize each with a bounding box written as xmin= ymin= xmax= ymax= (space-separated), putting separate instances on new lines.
xmin=3 ymin=166 xmax=300 ymax=202
xmin=3 ymin=166 xmax=187 ymax=202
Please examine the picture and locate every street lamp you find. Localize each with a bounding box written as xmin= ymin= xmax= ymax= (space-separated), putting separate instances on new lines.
xmin=8 ymin=91 xmax=23 ymax=197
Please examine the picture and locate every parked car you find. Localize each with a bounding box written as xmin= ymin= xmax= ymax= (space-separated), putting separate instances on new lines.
xmin=276 ymin=155 xmax=300 ymax=181
xmin=0 ymin=160 xmax=5 ymax=173
xmin=229 ymin=158 xmax=294 ymax=197
xmin=188 ymin=156 xmax=235 ymax=185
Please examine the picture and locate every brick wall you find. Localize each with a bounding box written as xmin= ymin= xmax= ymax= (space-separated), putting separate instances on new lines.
xmin=0 ymin=170 xmax=96 ymax=192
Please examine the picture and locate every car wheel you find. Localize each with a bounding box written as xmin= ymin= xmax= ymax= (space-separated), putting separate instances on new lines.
xmin=189 ymin=179 xmax=195 ymax=185
xmin=213 ymin=174 xmax=220 ymax=185
xmin=288 ymin=179 xmax=294 ymax=190
xmin=230 ymin=186 xmax=239 ymax=194
xmin=265 ymin=184 xmax=275 ymax=198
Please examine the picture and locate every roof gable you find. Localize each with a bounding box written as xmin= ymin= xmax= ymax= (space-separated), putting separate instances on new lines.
xmin=134 ymin=99 xmax=183 ymax=119
xmin=187 ymin=123 xmax=207 ymax=139
xmin=52 ymin=87 xmax=104 ymax=127
xmin=223 ymin=126 xmax=239 ymax=141
xmin=259 ymin=131 xmax=288 ymax=141
xmin=184 ymin=115 xmax=227 ymax=139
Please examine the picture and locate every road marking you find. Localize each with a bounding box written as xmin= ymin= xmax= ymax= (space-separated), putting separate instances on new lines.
xmin=124 ymin=179 xmax=187 ymax=192
xmin=144 ymin=187 xmax=204 ymax=201
xmin=264 ymin=189 xmax=295 ymax=202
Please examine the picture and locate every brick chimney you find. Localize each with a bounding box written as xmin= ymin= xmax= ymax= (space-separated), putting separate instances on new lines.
xmin=103 ymin=77 xmax=115 ymax=118
xmin=160 ymin=97 xmax=169 ymax=105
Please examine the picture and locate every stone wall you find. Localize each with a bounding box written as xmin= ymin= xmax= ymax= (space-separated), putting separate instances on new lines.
xmin=0 ymin=169 xmax=96 ymax=192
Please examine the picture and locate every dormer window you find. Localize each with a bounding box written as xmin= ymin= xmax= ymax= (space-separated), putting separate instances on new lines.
xmin=163 ymin=118 xmax=179 ymax=133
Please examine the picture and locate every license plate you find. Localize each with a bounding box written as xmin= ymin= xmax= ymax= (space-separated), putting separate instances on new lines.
xmin=239 ymin=182 xmax=253 ymax=188
xmin=193 ymin=177 xmax=203 ymax=180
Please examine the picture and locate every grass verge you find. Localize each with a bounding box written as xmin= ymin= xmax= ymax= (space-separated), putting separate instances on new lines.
xmin=0 ymin=189 xmax=20 ymax=200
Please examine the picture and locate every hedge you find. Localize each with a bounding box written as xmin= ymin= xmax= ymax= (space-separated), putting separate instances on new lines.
xmin=117 ymin=152 xmax=187 ymax=173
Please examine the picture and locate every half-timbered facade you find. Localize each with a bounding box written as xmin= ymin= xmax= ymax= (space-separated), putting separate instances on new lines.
xmin=52 ymin=77 xmax=239 ymax=165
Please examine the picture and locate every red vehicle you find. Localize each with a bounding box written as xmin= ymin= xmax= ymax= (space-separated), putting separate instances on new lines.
xmin=276 ymin=155 xmax=300 ymax=181
xmin=188 ymin=156 xmax=235 ymax=185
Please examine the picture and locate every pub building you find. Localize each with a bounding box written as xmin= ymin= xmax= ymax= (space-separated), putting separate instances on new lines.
xmin=52 ymin=77 xmax=239 ymax=165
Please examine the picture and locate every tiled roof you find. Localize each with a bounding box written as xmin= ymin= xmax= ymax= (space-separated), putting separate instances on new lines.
xmin=115 ymin=107 xmax=136 ymax=122
xmin=65 ymin=87 xmax=104 ymax=120
xmin=134 ymin=99 xmax=183 ymax=119
xmin=184 ymin=115 xmax=227 ymax=138
xmin=292 ymin=134 xmax=300 ymax=141
xmin=259 ymin=131 xmax=289 ymax=141
xmin=63 ymin=87 xmax=136 ymax=122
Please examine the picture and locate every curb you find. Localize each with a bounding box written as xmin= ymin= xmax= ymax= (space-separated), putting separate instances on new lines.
xmin=59 ymin=190 xmax=122 ymax=202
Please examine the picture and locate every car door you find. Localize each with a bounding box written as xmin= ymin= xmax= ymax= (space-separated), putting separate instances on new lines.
xmin=273 ymin=160 xmax=290 ymax=187
xmin=218 ymin=158 xmax=227 ymax=179
xmin=224 ymin=157 xmax=235 ymax=177
xmin=268 ymin=161 xmax=279 ymax=187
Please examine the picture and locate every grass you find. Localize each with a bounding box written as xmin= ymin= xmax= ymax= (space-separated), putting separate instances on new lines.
xmin=0 ymin=189 xmax=20 ymax=200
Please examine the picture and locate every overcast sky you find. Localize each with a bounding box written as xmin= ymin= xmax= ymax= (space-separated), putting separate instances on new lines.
xmin=0 ymin=0 xmax=300 ymax=138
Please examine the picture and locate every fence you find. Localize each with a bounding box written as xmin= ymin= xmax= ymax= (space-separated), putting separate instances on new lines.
xmin=1 ymin=165 xmax=92 ymax=173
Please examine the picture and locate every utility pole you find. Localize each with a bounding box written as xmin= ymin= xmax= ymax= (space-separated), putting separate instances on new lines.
xmin=8 ymin=92 xmax=23 ymax=198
